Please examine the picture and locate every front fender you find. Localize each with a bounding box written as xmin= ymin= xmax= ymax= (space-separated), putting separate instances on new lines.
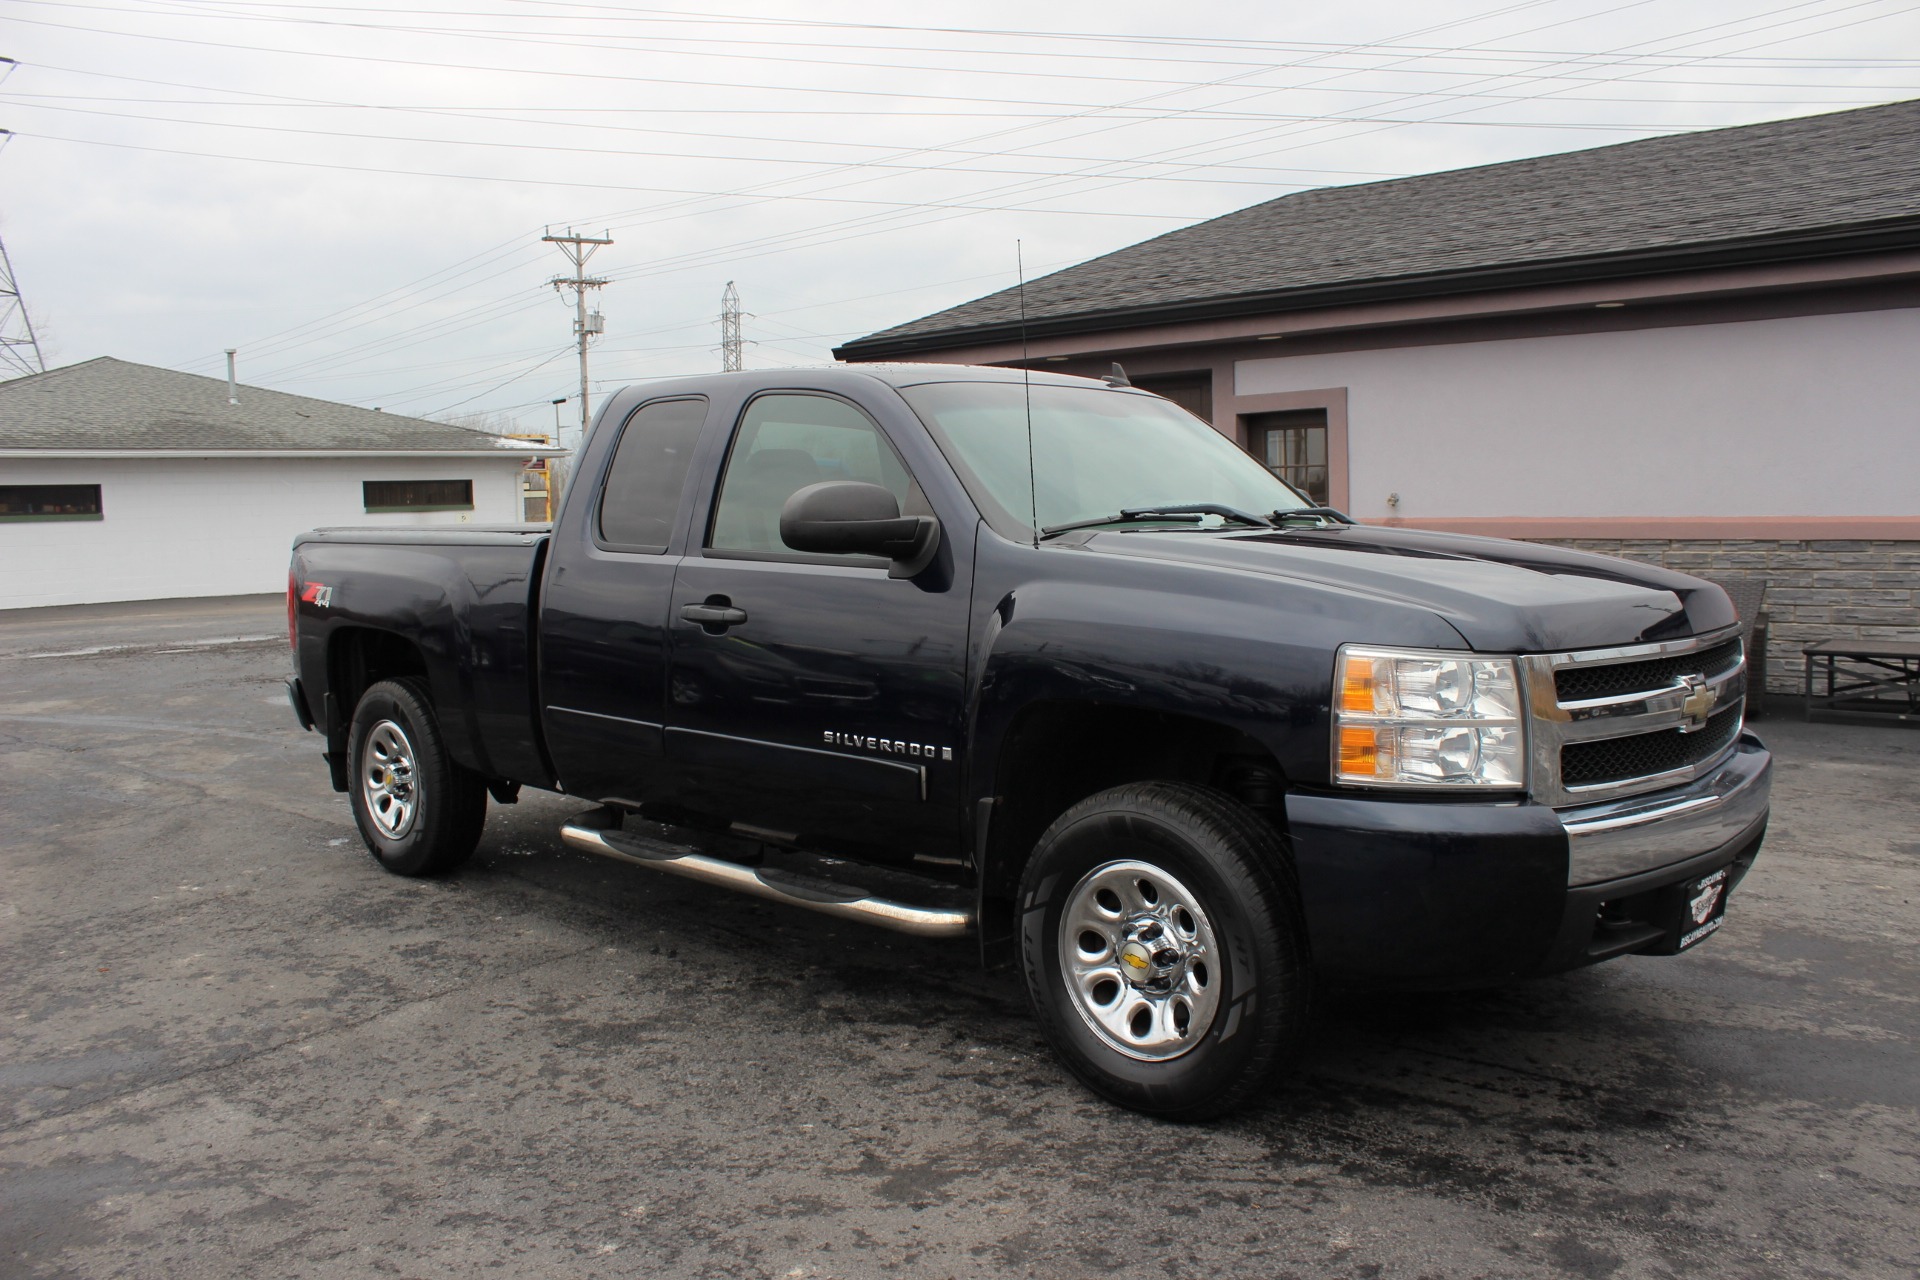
xmin=963 ymin=531 xmax=1470 ymax=804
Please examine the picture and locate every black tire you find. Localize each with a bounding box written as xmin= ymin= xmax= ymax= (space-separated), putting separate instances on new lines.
xmin=346 ymin=677 xmax=487 ymax=876
xmin=1018 ymin=782 xmax=1310 ymax=1120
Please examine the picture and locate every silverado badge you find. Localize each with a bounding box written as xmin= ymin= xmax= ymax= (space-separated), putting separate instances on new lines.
xmin=823 ymin=730 xmax=952 ymax=762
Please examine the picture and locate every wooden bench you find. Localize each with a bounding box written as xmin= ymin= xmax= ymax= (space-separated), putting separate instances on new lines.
xmin=1803 ymin=639 xmax=1920 ymax=724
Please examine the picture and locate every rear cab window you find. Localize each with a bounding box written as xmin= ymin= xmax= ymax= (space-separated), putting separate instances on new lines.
xmin=597 ymin=397 xmax=708 ymax=552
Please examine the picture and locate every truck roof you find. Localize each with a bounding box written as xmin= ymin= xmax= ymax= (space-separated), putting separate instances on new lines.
xmin=829 ymin=363 xmax=1109 ymax=389
xmin=602 ymin=363 xmax=1122 ymax=402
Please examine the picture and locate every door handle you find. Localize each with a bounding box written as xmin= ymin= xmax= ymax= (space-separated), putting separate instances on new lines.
xmin=681 ymin=599 xmax=749 ymax=631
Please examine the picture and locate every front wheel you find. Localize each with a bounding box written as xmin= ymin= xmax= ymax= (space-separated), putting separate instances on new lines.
xmin=1019 ymin=782 xmax=1310 ymax=1120
xmin=347 ymin=677 xmax=487 ymax=876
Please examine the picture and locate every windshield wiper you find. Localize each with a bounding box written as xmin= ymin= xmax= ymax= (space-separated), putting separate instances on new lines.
xmin=1040 ymin=504 xmax=1274 ymax=539
xmin=1269 ymin=506 xmax=1355 ymax=525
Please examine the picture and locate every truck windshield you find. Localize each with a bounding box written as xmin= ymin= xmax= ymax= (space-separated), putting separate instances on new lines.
xmin=899 ymin=380 xmax=1312 ymax=537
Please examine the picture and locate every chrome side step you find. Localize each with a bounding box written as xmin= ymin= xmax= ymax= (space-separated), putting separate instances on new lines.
xmin=559 ymin=812 xmax=975 ymax=939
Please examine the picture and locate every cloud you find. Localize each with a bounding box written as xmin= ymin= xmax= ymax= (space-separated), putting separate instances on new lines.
xmin=4 ymin=0 xmax=1913 ymax=430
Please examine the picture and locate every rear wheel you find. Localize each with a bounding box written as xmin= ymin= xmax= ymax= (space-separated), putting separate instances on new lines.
xmin=1018 ymin=782 xmax=1309 ymax=1120
xmin=347 ymin=677 xmax=487 ymax=876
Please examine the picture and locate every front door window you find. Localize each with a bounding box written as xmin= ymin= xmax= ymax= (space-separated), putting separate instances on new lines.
xmin=709 ymin=393 xmax=922 ymax=557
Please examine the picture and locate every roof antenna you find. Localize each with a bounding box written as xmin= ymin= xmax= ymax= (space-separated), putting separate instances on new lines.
xmin=1104 ymin=362 xmax=1131 ymax=388
xmin=1017 ymin=240 xmax=1038 ymax=549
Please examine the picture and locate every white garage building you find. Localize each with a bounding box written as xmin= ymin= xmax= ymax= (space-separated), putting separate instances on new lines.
xmin=0 ymin=358 xmax=561 ymax=611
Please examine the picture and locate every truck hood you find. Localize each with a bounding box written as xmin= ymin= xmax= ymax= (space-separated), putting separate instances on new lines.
xmin=1079 ymin=523 xmax=1736 ymax=652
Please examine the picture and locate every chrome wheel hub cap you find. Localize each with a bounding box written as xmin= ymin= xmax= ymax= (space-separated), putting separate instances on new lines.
xmin=1058 ymin=859 xmax=1221 ymax=1061
xmin=362 ymin=719 xmax=419 ymax=839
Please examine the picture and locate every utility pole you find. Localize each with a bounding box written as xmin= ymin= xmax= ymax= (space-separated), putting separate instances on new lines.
xmin=720 ymin=280 xmax=743 ymax=372
xmin=0 ymin=228 xmax=47 ymax=379
xmin=542 ymin=228 xmax=610 ymax=451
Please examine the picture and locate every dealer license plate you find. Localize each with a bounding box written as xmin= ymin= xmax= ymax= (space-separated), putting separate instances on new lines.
xmin=1677 ymin=867 xmax=1731 ymax=950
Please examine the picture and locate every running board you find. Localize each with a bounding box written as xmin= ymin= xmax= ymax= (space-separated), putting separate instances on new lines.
xmin=559 ymin=812 xmax=975 ymax=939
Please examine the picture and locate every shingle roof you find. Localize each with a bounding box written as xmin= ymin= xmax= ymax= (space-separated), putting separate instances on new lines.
xmin=838 ymin=99 xmax=1920 ymax=359
xmin=0 ymin=357 xmax=558 ymax=453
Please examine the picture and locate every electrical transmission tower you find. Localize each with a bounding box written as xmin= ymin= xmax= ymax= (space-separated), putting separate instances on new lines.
xmin=720 ymin=280 xmax=743 ymax=372
xmin=542 ymin=228 xmax=611 ymax=449
xmin=0 ymin=230 xmax=47 ymax=379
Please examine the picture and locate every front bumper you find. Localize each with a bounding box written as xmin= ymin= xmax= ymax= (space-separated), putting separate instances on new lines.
xmin=1284 ymin=732 xmax=1771 ymax=987
xmin=1560 ymin=737 xmax=1770 ymax=886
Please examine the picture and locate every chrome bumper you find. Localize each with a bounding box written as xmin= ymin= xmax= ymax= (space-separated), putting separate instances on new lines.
xmin=1559 ymin=733 xmax=1771 ymax=886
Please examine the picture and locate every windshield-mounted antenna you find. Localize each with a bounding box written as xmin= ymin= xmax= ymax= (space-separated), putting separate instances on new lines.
xmin=1017 ymin=240 xmax=1038 ymax=549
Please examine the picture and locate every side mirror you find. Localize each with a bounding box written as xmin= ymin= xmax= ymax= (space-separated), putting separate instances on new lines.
xmin=779 ymin=481 xmax=941 ymax=579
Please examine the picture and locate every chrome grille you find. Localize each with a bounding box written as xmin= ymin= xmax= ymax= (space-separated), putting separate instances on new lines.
xmin=1521 ymin=627 xmax=1747 ymax=807
xmin=1553 ymin=638 xmax=1743 ymax=703
xmin=1560 ymin=704 xmax=1743 ymax=787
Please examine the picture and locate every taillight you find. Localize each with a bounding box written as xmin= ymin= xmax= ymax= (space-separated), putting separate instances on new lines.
xmin=287 ymin=568 xmax=298 ymax=652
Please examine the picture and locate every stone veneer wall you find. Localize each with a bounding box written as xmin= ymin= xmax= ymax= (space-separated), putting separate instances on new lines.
xmin=1527 ymin=539 xmax=1920 ymax=694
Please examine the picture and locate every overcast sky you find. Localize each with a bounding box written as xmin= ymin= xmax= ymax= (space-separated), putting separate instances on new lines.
xmin=3 ymin=0 xmax=1918 ymax=438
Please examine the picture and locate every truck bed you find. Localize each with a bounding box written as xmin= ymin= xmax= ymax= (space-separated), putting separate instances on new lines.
xmin=290 ymin=525 xmax=554 ymax=791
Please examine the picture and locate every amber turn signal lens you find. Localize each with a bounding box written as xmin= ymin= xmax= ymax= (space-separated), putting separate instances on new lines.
xmin=1340 ymin=656 xmax=1377 ymax=714
xmin=1339 ymin=726 xmax=1380 ymax=776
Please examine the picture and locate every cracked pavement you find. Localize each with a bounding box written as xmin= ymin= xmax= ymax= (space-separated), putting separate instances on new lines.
xmin=1 ymin=595 xmax=1915 ymax=1278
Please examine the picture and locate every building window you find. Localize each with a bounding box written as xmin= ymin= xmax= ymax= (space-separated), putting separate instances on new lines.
xmin=0 ymin=483 xmax=104 ymax=521
xmin=1132 ymin=372 xmax=1213 ymax=424
xmin=363 ymin=479 xmax=473 ymax=513
xmin=1245 ymin=410 xmax=1328 ymax=506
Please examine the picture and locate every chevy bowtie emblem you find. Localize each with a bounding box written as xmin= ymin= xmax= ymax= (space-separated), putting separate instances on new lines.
xmin=1677 ymin=674 xmax=1716 ymax=732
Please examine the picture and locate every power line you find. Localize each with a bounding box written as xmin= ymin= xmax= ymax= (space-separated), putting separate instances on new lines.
xmin=1172 ymin=0 xmax=1920 ymax=181
xmin=18 ymin=130 xmax=1216 ymax=219
xmin=27 ymin=4 xmax=1911 ymax=118
xmin=27 ymin=0 xmax=1920 ymax=69
xmin=294 ymin=0 xmax=1585 ymax=322
xmin=15 ymin=6 xmax=1881 ymax=391
xmin=30 ymin=0 xmax=1905 ymax=409
xmin=421 ymin=343 xmax=575 ymax=417
xmin=30 ymin=99 xmax=1692 ymax=180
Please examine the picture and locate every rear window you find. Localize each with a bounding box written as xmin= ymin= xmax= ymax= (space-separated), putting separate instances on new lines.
xmin=598 ymin=397 xmax=708 ymax=551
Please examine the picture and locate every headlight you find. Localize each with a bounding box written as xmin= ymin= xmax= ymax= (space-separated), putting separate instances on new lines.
xmin=1332 ymin=645 xmax=1525 ymax=789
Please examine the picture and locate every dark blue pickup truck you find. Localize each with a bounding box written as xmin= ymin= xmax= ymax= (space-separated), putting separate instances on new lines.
xmin=287 ymin=364 xmax=1770 ymax=1118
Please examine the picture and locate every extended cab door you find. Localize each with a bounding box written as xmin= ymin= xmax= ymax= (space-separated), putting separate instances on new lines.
xmin=663 ymin=389 xmax=971 ymax=864
xmin=539 ymin=395 xmax=709 ymax=806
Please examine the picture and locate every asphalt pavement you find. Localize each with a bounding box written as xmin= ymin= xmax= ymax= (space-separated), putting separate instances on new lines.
xmin=2 ymin=595 xmax=1915 ymax=1279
